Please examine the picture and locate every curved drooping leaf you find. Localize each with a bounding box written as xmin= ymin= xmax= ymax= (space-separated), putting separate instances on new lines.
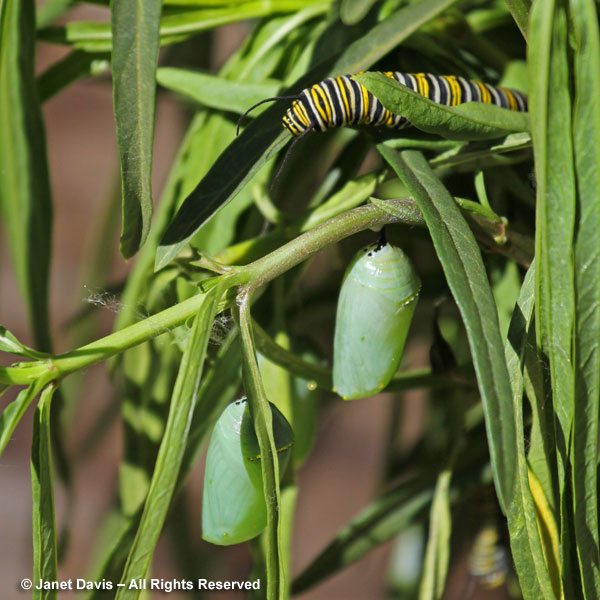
xmin=156 ymin=67 xmax=282 ymax=114
xmin=116 ymin=287 xmax=222 ymax=599
xmin=505 ymin=0 xmax=530 ymax=38
xmin=529 ymin=0 xmax=577 ymax=592
xmin=31 ymin=385 xmax=58 ymax=600
xmin=37 ymin=50 xmax=110 ymax=102
xmin=377 ymin=146 xmax=516 ymax=511
xmin=0 ymin=383 xmax=41 ymax=459
xmin=38 ymin=1 xmax=331 ymax=52
xmin=418 ymin=467 xmax=452 ymax=600
xmin=0 ymin=326 xmax=49 ymax=358
xmin=340 ymin=0 xmax=377 ymax=25
xmin=0 ymin=0 xmax=53 ymax=351
xmin=504 ymin=262 xmax=560 ymax=600
xmin=355 ymin=72 xmax=529 ymax=141
xmin=111 ymin=0 xmax=162 ymax=257
xmin=570 ymin=0 xmax=600 ymax=594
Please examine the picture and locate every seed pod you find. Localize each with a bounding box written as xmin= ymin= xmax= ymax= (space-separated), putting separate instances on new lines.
xmin=202 ymin=398 xmax=293 ymax=545
xmin=333 ymin=241 xmax=421 ymax=400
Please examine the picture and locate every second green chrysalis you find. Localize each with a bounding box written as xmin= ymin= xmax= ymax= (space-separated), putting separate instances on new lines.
xmin=333 ymin=239 xmax=421 ymax=400
xmin=202 ymin=398 xmax=293 ymax=545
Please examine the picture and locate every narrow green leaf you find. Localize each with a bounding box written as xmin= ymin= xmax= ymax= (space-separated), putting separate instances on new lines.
xmin=156 ymin=67 xmax=281 ymax=114
xmin=237 ymin=294 xmax=285 ymax=600
xmin=112 ymin=112 xmax=209 ymax=336
xmin=377 ymin=146 xmax=516 ymax=511
xmin=0 ymin=326 xmax=49 ymax=358
xmin=31 ymin=384 xmax=58 ymax=600
xmin=504 ymin=262 xmax=560 ymax=600
xmin=340 ymin=0 xmax=377 ymax=25
xmin=293 ymin=477 xmax=434 ymax=595
xmin=84 ymin=511 xmax=139 ymax=600
xmin=505 ymin=0 xmax=530 ymax=38
xmin=38 ymin=1 xmax=331 ymax=51
xmin=111 ymin=0 xmax=162 ymax=258
xmin=118 ymin=338 xmax=180 ymax=517
xmin=331 ymin=0 xmax=458 ymax=74
xmin=178 ymin=330 xmax=242 ymax=485
xmin=230 ymin=6 xmax=328 ymax=82
xmin=116 ymin=287 xmax=222 ymax=599
xmin=530 ymin=1 xmax=575 ymax=431
xmin=37 ymin=50 xmax=110 ymax=102
xmin=95 ymin=0 xmax=301 ymax=5
xmin=279 ymin=485 xmax=298 ymax=597
xmin=35 ymin=0 xmax=77 ymax=28
xmin=418 ymin=468 xmax=452 ymax=600
xmin=356 ymin=72 xmax=529 ymax=141
xmin=529 ymin=469 xmax=562 ymax=597
xmin=156 ymin=0 xmax=458 ymax=269
xmin=429 ymin=132 xmax=532 ymax=169
xmin=0 ymin=0 xmax=53 ymax=351
xmin=153 ymin=89 xmax=302 ymax=270
xmin=253 ymin=320 xmax=332 ymax=389
xmin=184 ymin=114 xmax=260 ymax=255
xmin=526 ymin=352 xmax=557 ymax=515
xmin=0 ymin=383 xmax=41 ymax=459
xmin=570 ymin=0 xmax=600 ymax=594
xmin=529 ymin=0 xmax=577 ymax=591
xmin=299 ymin=171 xmax=382 ymax=231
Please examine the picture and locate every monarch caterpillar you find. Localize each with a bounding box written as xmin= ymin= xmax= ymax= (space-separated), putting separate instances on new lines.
xmin=281 ymin=72 xmax=527 ymax=136
xmin=332 ymin=235 xmax=421 ymax=400
xmin=464 ymin=486 xmax=510 ymax=595
xmin=468 ymin=523 xmax=509 ymax=589
xmin=237 ymin=72 xmax=527 ymax=184
xmin=202 ymin=398 xmax=293 ymax=545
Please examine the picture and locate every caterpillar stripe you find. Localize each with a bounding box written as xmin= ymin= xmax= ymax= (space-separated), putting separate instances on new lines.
xmin=281 ymin=72 xmax=528 ymax=136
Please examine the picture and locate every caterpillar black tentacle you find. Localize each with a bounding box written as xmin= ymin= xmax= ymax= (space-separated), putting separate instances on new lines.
xmin=270 ymin=125 xmax=313 ymax=189
xmin=236 ymin=94 xmax=300 ymax=136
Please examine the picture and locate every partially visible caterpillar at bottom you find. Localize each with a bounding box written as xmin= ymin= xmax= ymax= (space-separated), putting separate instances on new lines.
xmin=281 ymin=72 xmax=528 ymax=135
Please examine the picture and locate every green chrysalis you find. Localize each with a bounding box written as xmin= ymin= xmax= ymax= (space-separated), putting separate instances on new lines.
xmin=333 ymin=240 xmax=421 ymax=400
xmin=202 ymin=398 xmax=293 ymax=545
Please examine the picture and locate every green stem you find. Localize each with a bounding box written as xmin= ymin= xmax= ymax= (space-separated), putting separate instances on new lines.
xmin=252 ymin=320 xmax=332 ymax=388
xmin=0 ymin=198 xmax=487 ymax=387
xmin=236 ymin=292 xmax=283 ymax=600
xmin=233 ymin=201 xmax=423 ymax=291
xmin=0 ymin=291 xmax=214 ymax=385
xmin=253 ymin=321 xmax=475 ymax=392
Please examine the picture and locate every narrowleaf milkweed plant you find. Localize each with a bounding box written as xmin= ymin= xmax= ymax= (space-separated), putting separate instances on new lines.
xmin=0 ymin=0 xmax=598 ymax=599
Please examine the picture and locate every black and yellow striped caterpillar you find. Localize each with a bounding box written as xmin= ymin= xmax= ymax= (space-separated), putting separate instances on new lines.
xmin=237 ymin=71 xmax=528 ymax=184
xmin=239 ymin=71 xmax=527 ymax=136
xmin=281 ymin=72 xmax=527 ymax=135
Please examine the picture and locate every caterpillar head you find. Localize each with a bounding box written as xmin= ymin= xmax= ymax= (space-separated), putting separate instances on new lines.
xmin=236 ymin=93 xmax=314 ymax=188
xmin=282 ymin=100 xmax=309 ymax=136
